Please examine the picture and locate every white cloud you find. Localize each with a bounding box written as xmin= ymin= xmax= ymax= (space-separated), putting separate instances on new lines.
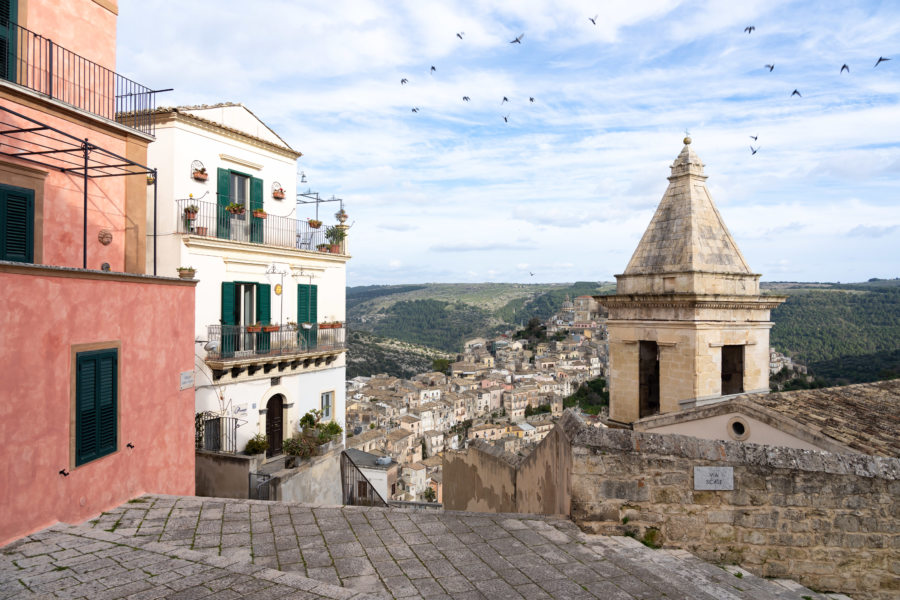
xmin=117 ymin=1 xmax=900 ymax=284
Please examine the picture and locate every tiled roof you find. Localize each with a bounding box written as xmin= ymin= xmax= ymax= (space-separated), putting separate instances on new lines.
xmin=745 ymin=380 xmax=900 ymax=458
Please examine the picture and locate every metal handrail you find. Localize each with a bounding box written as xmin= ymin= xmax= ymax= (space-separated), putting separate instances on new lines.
xmin=0 ymin=19 xmax=159 ymax=135
xmin=205 ymin=323 xmax=346 ymax=361
xmin=177 ymin=198 xmax=333 ymax=252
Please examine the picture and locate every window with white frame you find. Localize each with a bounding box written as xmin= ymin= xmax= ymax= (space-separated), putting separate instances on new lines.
xmin=321 ymin=391 xmax=333 ymax=420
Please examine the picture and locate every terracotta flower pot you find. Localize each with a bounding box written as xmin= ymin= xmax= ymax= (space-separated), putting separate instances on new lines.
xmin=193 ymin=171 xmax=208 ymax=181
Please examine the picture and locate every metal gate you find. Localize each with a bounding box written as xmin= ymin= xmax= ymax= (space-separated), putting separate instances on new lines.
xmin=249 ymin=472 xmax=272 ymax=500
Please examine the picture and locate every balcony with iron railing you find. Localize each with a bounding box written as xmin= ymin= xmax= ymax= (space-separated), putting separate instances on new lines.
xmin=0 ymin=19 xmax=160 ymax=135
xmin=178 ymin=198 xmax=343 ymax=253
xmin=205 ymin=323 xmax=346 ymax=379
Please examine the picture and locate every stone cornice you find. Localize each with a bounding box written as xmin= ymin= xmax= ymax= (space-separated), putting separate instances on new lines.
xmin=0 ymin=261 xmax=196 ymax=286
xmin=182 ymin=234 xmax=350 ymax=263
xmin=152 ymin=110 xmax=301 ymax=160
xmin=598 ymin=294 xmax=786 ymax=311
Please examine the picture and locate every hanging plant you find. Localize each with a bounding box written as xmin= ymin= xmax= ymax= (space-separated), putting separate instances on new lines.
xmin=308 ymin=219 xmax=322 ymax=229
xmin=252 ymin=208 xmax=267 ymax=219
xmin=226 ymin=203 xmax=245 ymax=215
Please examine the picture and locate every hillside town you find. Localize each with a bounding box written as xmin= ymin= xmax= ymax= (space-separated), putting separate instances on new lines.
xmin=343 ymin=295 xmax=608 ymax=502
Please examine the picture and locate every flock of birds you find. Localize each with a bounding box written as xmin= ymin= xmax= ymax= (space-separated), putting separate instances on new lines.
xmin=399 ymin=19 xmax=893 ymax=155
xmin=742 ymin=24 xmax=890 ymax=156
xmin=400 ymin=29 xmax=535 ymax=123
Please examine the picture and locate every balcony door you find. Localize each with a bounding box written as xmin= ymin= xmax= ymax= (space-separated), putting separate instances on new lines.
xmin=220 ymin=281 xmax=271 ymax=357
xmin=0 ymin=0 xmax=17 ymax=83
xmin=216 ymin=168 xmax=264 ymax=243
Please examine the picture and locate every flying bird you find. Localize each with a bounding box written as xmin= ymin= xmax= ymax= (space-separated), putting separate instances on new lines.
xmin=503 ymin=114 xmax=509 ymax=123
xmin=874 ymin=56 xmax=891 ymax=67
xmin=750 ymin=135 xmax=758 ymax=141
xmin=589 ymin=15 xmax=598 ymax=25
xmin=744 ymin=25 xmax=755 ymax=33
xmin=791 ymin=89 xmax=801 ymax=97
xmin=411 ymin=107 xmax=419 ymax=113
xmin=750 ymin=146 xmax=759 ymax=155
xmin=529 ymin=97 xmax=535 ymax=103
xmin=456 ymin=32 xmax=464 ymax=39
xmin=462 ymin=96 xmax=470 ymax=102
xmin=529 ymin=272 xmax=535 ymax=276
xmin=501 ymin=96 xmax=509 ymax=104
xmin=430 ymin=66 xmax=436 ymax=73
xmin=841 ymin=64 xmax=850 ymax=73
xmin=400 ymin=78 xmax=408 ymax=85
xmin=510 ymin=33 xmax=525 ymax=44
xmin=764 ymin=64 xmax=774 ymax=72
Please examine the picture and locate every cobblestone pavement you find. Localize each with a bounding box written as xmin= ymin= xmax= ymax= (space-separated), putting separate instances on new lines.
xmin=2 ymin=494 xmax=845 ymax=600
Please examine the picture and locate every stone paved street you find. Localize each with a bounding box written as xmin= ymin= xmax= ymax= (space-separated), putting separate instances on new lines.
xmin=1 ymin=495 xmax=847 ymax=599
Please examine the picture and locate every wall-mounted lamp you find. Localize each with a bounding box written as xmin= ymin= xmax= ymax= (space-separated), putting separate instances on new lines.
xmin=300 ymin=172 xmax=307 ymax=184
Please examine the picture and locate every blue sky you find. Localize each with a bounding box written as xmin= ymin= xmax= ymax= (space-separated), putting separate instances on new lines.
xmin=117 ymin=1 xmax=899 ymax=286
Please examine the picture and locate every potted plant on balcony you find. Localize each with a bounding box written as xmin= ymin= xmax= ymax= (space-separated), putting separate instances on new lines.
xmin=316 ymin=243 xmax=329 ymax=252
xmin=192 ymin=167 xmax=208 ymax=181
xmin=246 ymin=322 xmax=262 ymax=333
xmin=273 ymin=187 xmax=286 ymax=200
xmin=262 ymin=323 xmax=280 ymax=332
xmin=325 ymin=225 xmax=346 ymax=253
xmin=184 ymin=204 xmax=199 ymax=220
xmin=226 ymin=202 xmax=245 ymax=215
xmin=319 ymin=321 xmax=342 ymax=329
xmin=335 ymin=208 xmax=348 ymax=223
xmin=300 ymin=322 xmax=314 ymax=330
xmin=252 ymin=208 xmax=267 ymax=219
xmin=176 ymin=266 xmax=196 ymax=279
xmin=308 ymin=218 xmax=322 ymax=229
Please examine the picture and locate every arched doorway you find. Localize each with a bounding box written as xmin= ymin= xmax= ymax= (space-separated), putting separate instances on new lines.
xmin=266 ymin=395 xmax=284 ymax=457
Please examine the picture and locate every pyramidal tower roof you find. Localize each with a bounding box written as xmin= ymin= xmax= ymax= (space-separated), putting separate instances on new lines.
xmin=623 ymin=137 xmax=752 ymax=276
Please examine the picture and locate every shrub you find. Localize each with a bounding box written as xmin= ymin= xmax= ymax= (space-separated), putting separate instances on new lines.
xmin=282 ymin=435 xmax=315 ymax=458
xmin=244 ymin=433 xmax=268 ymax=455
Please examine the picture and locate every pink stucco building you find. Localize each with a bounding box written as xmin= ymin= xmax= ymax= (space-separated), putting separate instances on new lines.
xmin=0 ymin=0 xmax=196 ymax=545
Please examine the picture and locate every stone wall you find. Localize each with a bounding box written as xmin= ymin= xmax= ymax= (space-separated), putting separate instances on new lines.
xmin=276 ymin=452 xmax=342 ymax=505
xmin=195 ymin=450 xmax=258 ymax=499
xmin=443 ymin=441 xmax=519 ymax=513
xmin=569 ymin=418 xmax=899 ymax=599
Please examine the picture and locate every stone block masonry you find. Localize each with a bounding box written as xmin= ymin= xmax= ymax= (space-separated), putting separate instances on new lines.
xmin=568 ymin=419 xmax=899 ymax=599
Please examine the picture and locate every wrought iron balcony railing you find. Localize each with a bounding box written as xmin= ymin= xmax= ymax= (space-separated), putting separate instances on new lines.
xmin=0 ymin=19 xmax=159 ymax=135
xmin=178 ymin=198 xmax=338 ymax=252
xmin=205 ymin=323 xmax=346 ymax=362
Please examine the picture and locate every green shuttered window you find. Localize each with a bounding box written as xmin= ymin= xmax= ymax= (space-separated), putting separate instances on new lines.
xmin=0 ymin=183 xmax=34 ymax=263
xmin=75 ymin=348 xmax=118 ymax=466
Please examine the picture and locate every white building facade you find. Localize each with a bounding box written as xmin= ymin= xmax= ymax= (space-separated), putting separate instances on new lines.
xmin=147 ymin=103 xmax=349 ymax=458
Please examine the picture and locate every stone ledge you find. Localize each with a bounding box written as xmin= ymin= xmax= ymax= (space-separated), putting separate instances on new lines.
xmin=561 ymin=410 xmax=899 ymax=480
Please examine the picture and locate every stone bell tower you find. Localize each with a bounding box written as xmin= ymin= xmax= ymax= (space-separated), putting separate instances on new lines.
xmin=598 ymin=137 xmax=785 ymax=425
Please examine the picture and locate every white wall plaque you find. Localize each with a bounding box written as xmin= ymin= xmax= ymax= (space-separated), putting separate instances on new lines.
xmin=179 ymin=370 xmax=195 ymax=390
xmin=694 ymin=466 xmax=734 ymax=490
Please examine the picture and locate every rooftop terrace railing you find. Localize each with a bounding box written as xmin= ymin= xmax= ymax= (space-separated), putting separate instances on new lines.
xmin=0 ymin=19 xmax=159 ymax=135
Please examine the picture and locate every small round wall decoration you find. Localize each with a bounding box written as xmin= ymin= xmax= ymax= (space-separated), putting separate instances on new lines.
xmin=274 ymin=284 xmax=283 ymax=296
xmin=98 ymin=230 xmax=113 ymax=245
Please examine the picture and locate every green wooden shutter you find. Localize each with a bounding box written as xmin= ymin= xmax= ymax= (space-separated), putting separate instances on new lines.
xmin=0 ymin=184 xmax=34 ymax=263
xmin=297 ymin=283 xmax=318 ymax=349
xmin=249 ymin=176 xmax=263 ymax=243
xmin=221 ymin=281 xmax=236 ymax=357
xmin=76 ymin=348 xmax=117 ymax=466
xmin=0 ymin=0 xmax=17 ymax=83
xmin=255 ymin=283 xmax=271 ymax=353
xmin=216 ymin=168 xmax=231 ymax=239
xmin=257 ymin=283 xmax=271 ymax=324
